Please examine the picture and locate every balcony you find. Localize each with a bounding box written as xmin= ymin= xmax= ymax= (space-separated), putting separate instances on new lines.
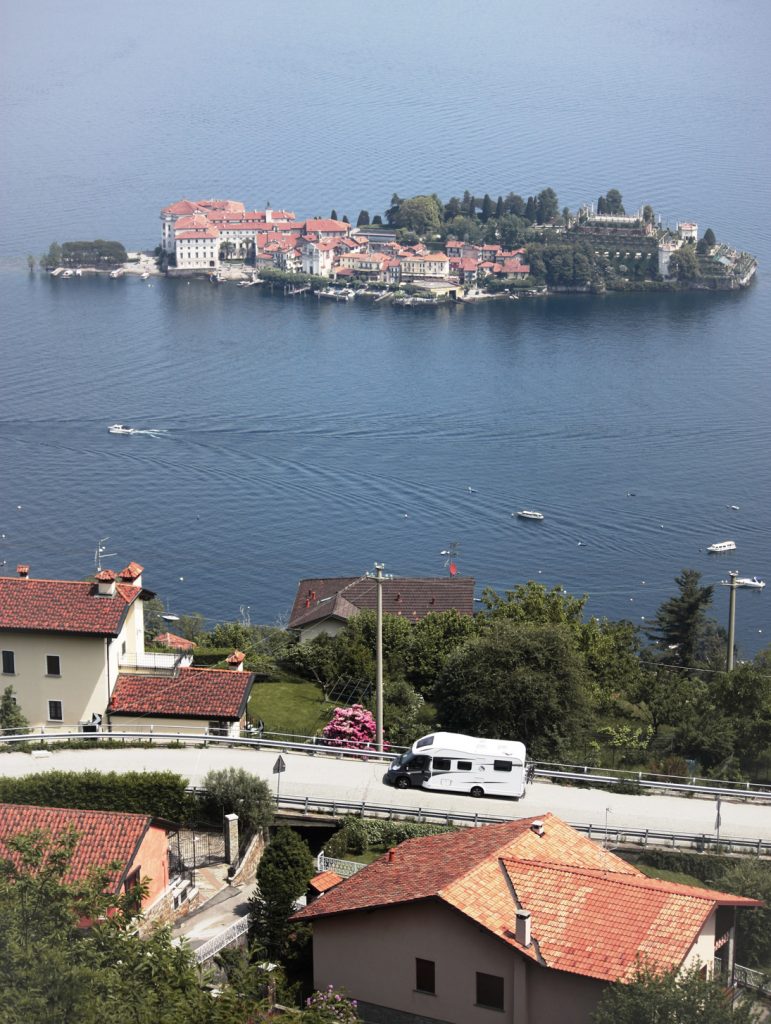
xmin=118 ymin=651 xmax=192 ymax=674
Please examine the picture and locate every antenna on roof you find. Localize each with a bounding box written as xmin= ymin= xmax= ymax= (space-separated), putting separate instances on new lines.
xmin=442 ymin=540 xmax=460 ymax=576
xmin=94 ymin=537 xmax=117 ymax=572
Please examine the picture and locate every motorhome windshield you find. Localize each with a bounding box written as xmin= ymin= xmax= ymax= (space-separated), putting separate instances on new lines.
xmin=393 ymin=752 xmax=413 ymax=767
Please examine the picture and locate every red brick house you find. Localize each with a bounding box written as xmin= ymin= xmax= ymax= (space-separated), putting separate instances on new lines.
xmin=294 ymin=814 xmax=761 ymax=1024
xmin=0 ymin=803 xmax=172 ymax=916
xmin=288 ymin=576 xmax=476 ymax=642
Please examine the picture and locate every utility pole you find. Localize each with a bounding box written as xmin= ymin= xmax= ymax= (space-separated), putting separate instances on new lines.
xmin=375 ymin=562 xmax=384 ymax=752
xmin=722 ymin=571 xmax=739 ymax=672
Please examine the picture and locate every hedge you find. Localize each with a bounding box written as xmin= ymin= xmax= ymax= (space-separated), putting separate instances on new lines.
xmin=324 ymin=816 xmax=455 ymax=858
xmin=0 ymin=770 xmax=194 ymax=823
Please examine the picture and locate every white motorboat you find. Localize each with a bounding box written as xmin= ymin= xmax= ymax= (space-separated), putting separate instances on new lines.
xmin=735 ymin=576 xmax=766 ymax=589
xmin=707 ymin=540 xmax=736 ymax=553
xmin=140 ymin=271 xmax=149 ymax=280
xmin=108 ymin=424 xmax=136 ymax=435
xmin=517 ymin=510 xmax=545 ymax=521
xmin=109 ymin=268 xmax=124 ymax=279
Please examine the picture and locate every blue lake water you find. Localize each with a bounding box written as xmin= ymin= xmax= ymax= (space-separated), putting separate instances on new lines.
xmin=1 ymin=0 xmax=769 ymax=653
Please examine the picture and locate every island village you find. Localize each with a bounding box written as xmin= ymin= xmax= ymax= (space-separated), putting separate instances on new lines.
xmin=153 ymin=193 xmax=757 ymax=299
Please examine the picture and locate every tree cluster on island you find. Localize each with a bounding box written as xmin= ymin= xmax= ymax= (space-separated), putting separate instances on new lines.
xmin=37 ymin=239 xmax=128 ymax=270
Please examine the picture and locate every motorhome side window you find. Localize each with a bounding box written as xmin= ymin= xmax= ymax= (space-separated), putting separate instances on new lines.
xmin=457 ymin=760 xmax=472 ymax=771
xmin=433 ymin=757 xmax=451 ymax=771
xmin=416 ymin=735 xmax=434 ymax=748
xmin=493 ymin=760 xmax=512 ymax=772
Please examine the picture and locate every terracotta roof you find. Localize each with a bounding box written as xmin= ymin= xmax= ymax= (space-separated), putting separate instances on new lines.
xmin=288 ymin=576 xmax=475 ymax=630
xmin=153 ymin=632 xmax=197 ymax=651
xmin=304 ymin=219 xmax=350 ymax=233
xmin=119 ymin=562 xmax=144 ymax=581
xmin=108 ymin=666 xmax=253 ymax=720
xmin=0 ymin=803 xmax=153 ymax=891
xmin=310 ymin=870 xmax=343 ymax=894
xmin=294 ymin=814 xmax=761 ymax=983
xmin=0 ymin=575 xmax=142 ymax=636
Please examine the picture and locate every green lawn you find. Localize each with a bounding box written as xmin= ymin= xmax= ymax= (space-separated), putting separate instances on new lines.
xmin=248 ymin=678 xmax=330 ymax=738
xmin=634 ymin=863 xmax=705 ymax=887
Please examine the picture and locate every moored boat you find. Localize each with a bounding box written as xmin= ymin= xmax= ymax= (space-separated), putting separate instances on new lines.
xmin=735 ymin=576 xmax=765 ymax=589
xmin=516 ymin=509 xmax=545 ymax=521
xmin=707 ymin=540 xmax=736 ymax=553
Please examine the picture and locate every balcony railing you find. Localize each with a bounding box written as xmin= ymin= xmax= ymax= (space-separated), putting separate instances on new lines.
xmin=118 ymin=651 xmax=191 ymax=673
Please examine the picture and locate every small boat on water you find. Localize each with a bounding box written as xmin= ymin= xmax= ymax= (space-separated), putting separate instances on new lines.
xmin=727 ymin=504 xmax=741 ymax=511
xmin=516 ymin=510 xmax=545 ymax=521
xmin=707 ymin=540 xmax=736 ymax=553
xmin=735 ymin=576 xmax=766 ymax=589
xmin=109 ymin=268 xmax=124 ymax=279
xmin=140 ymin=271 xmax=149 ymax=280
xmin=108 ymin=424 xmax=136 ymax=435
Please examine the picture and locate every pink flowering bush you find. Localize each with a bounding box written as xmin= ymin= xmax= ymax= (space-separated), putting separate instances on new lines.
xmin=304 ymin=985 xmax=359 ymax=1022
xmin=322 ymin=704 xmax=384 ymax=750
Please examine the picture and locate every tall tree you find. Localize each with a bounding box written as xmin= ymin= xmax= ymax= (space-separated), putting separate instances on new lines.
xmin=536 ymin=187 xmax=559 ymax=224
xmin=703 ymin=227 xmax=716 ymax=246
xmin=330 ymin=209 xmax=338 ymax=221
xmin=480 ymin=193 xmax=494 ymax=223
xmin=0 ymin=685 xmax=29 ymax=733
xmin=524 ymin=196 xmax=537 ymax=222
xmin=435 ymin=621 xmax=592 ymax=759
xmin=604 ymin=189 xmax=625 ymax=215
xmin=646 ymin=569 xmax=715 ymax=667
xmin=356 ymin=210 xmax=370 ymax=227
xmin=250 ymin=827 xmax=315 ymax=959
xmin=495 ymin=195 xmax=504 ymax=219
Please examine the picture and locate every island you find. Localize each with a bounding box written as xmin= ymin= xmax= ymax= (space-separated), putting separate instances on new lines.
xmin=40 ymin=188 xmax=758 ymax=303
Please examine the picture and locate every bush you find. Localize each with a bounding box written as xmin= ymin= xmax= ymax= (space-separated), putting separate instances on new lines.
xmin=0 ymin=769 xmax=193 ymax=822
xmin=324 ymin=816 xmax=455 ymax=857
xmin=200 ymin=768 xmax=274 ymax=836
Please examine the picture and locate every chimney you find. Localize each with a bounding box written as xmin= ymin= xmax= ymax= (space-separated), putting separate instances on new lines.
xmin=387 ymin=848 xmax=396 ymax=863
xmin=530 ymin=819 xmax=545 ymax=837
xmin=95 ymin=569 xmax=117 ymax=597
xmin=515 ymin=909 xmax=531 ymax=947
xmin=16 ymin=564 xmax=29 ymax=579
xmin=118 ymin=562 xmax=144 ymax=588
xmin=227 ymin=650 xmax=245 ymax=671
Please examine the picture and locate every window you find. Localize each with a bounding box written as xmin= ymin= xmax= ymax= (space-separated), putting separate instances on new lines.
xmin=416 ymin=735 xmax=434 ymax=748
xmin=2 ymin=650 xmax=15 ymax=674
xmin=457 ymin=760 xmax=472 ymax=771
xmin=476 ymin=972 xmax=504 ymax=1011
xmin=46 ymin=655 xmax=61 ymax=676
xmin=493 ymin=760 xmax=512 ymax=772
xmin=415 ymin=958 xmax=435 ymax=994
xmin=48 ymin=700 xmax=63 ymax=721
xmin=433 ymin=757 xmax=451 ymax=772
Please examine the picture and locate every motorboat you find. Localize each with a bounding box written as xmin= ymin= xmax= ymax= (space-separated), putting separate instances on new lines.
xmin=108 ymin=424 xmax=136 ymax=435
xmin=735 ymin=576 xmax=766 ymax=589
xmin=140 ymin=271 xmax=149 ymax=280
xmin=516 ymin=510 xmax=545 ymax=521
xmin=109 ymin=268 xmax=124 ymax=279
xmin=707 ymin=540 xmax=736 ymax=553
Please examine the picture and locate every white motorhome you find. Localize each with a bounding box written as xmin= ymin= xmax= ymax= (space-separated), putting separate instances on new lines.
xmin=386 ymin=732 xmax=527 ymax=799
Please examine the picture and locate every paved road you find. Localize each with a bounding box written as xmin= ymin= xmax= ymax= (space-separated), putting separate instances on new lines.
xmin=2 ymin=745 xmax=770 ymax=842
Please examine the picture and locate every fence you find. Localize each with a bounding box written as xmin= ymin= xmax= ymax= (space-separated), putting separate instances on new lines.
xmin=189 ymin=916 xmax=250 ymax=965
xmin=316 ymin=852 xmax=366 ymax=879
xmin=280 ymin=794 xmax=771 ymax=856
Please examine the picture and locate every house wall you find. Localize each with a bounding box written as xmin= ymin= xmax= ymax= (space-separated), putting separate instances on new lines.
xmin=108 ymin=714 xmax=241 ymax=737
xmin=299 ymin=620 xmax=346 ymax=643
xmin=526 ymin=963 xmax=605 ymax=1024
xmin=2 ymin=630 xmax=113 ymax=729
xmin=312 ymin=901 xmax=521 ymax=1024
xmin=129 ymin=824 xmax=170 ymax=909
xmin=683 ymin=908 xmax=716 ymax=973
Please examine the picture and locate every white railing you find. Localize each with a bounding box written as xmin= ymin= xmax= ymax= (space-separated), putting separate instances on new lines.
xmin=189 ymin=916 xmax=250 ymax=964
xmin=316 ymin=853 xmax=366 ymax=878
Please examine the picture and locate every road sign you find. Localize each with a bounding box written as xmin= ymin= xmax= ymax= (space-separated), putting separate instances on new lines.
xmin=273 ymin=755 xmax=286 ymax=774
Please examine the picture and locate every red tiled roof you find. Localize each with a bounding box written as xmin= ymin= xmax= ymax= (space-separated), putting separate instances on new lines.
xmin=294 ymin=814 xmax=761 ymax=983
xmin=108 ymin=667 xmax=254 ymax=720
xmin=288 ymin=576 xmax=475 ymax=629
xmin=310 ymin=870 xmax=343 ymax=894
xmin=0 ymin=803 xmax=153 ymax=890
xmin=119 ymin=562 xmax=143 ymax=581
xmin=153 ymin=632 xmax=197 ymax=651
xmin=0 ymin=575 xmax=142 ymax=636
xmin=304 ymin=219 xmax=350 ymax=233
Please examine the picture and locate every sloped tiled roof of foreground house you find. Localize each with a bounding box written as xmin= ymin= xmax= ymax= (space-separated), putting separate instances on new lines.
xmin=0 ymin=803 xmax=155 ymax=890
xmin=0 ymin=569 xmax=144 ymax=636
xmin=293 ymin=813 xmax=761 ymax=984
xmin=108 ymin=666 xmax=254 ymax=720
